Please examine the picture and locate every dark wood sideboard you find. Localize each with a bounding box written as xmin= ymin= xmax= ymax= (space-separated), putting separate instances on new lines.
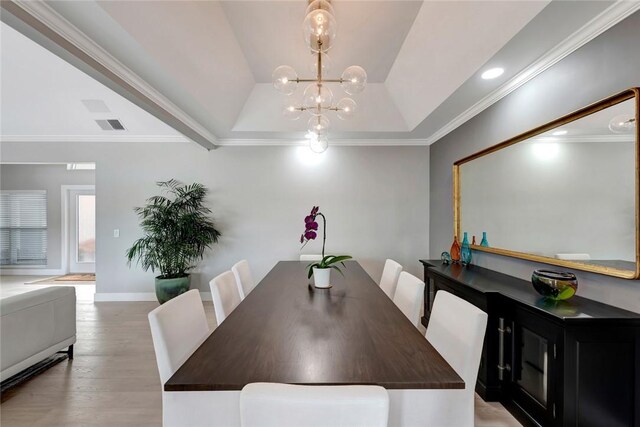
xmin=420 ymin=260 xmax=640 ymax=427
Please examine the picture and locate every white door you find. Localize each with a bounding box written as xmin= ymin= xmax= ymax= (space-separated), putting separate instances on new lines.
xmin=68 ymin=189 xmax=96 ymax=273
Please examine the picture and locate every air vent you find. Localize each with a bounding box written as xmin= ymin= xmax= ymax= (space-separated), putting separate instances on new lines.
xmin=96 ymin=119 xmax=126 ymax=131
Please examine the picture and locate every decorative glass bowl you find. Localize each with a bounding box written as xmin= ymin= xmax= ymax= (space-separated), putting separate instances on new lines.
xmin=531 ymin=269 xmax=578 ymax=300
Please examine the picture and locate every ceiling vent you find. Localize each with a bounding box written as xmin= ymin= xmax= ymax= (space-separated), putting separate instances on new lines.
xmin=96 ymin=119 xmax=126 ymax=131
xmin=82 ymin=99 xmax=110 ymax=113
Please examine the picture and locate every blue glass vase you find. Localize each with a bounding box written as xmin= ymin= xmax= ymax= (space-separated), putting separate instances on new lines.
xmin=461 ymin=232 xmax=472 ymax=265
xmin=480 ymin=231 xmax=489 ymax=247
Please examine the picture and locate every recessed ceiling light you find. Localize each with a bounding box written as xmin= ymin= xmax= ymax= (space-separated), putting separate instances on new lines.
xmin=481 ymin=67 xmax=504 ymax=80
xmin=552 ymin=130 xmax=568 ymax=136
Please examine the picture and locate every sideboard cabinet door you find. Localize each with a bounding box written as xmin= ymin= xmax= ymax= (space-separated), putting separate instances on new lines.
xmin=504 ymin=305 xmax=563 ymax=427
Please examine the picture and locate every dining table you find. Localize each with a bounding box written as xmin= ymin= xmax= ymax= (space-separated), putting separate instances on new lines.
xmin=163 ymin=261 xmax=464 ymax=426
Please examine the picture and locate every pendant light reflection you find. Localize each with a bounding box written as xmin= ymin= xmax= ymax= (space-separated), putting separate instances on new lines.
xmin=608 ymin=114 xmax=636 ymax=134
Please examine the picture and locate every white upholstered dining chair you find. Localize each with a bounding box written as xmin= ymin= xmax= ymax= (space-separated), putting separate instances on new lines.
xmin=392 ymin=272 xmax=424 ymax=327
xmin=379 ymin=259 xmax=403 ymax=299
xmin=240 ymin=383 xmax=389 ymax=427
xmin=300 ymin=254 xmax=323 ymax=261
xmin=209 ymin=270 xmax=242 ymax=326
xmin=232 ymin=259 xmax=256 ymax=300
xmin=423 ymin=290 xmax=488 ymax=426
xmin=148 ymin=290 xmax=210 ymax=426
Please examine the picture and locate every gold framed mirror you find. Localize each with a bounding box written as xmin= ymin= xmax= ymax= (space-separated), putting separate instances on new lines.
xmin=453 ymin=88 xmax=639 ymax=279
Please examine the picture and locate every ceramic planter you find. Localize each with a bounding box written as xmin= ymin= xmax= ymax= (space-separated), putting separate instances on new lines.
xmin=313 ymin=267 xmax=331 ymax=288
xmin=155 ymin=275 xmax=191 ymax=304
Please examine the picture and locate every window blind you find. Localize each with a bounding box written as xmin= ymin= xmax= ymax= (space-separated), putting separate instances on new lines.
xmin=0 ymin=191 xmax=47 ymax=266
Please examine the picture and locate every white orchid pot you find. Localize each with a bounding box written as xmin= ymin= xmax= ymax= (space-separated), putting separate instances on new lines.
xmin=313 ymin=267 xmax=331 ymax=288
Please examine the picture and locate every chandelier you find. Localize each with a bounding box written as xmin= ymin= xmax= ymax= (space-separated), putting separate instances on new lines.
xmin=272 ymin=0 xmax=367 ymax=153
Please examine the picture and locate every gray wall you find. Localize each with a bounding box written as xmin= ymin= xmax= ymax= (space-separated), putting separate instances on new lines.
xmin=430 ymin=11 xmax=640 ymax=313
xmin=0 ymin=142 xmax=429 ymax=297
xmin=0 ymin=164 xmax=95 ymax=271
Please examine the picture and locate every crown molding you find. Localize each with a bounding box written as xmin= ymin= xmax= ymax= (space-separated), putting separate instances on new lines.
xmin=423 ymin=1 xmax=640 ymax=146
xmin=0 ymin=134 xmax=191 ymax=143
xmin=0 ymin=135 xmax=429 ymax=146
xmin=3 ymin=0 xmax=218 ymax=149
xmin=217 ymin=138 xmax=429 ymax=146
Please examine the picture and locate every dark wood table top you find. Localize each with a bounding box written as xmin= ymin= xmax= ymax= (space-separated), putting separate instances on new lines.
xmin=165 ymin=261 xmax=464 ymax=391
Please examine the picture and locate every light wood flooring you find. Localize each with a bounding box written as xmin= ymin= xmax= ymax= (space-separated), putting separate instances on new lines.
xmin=0 ymin=276 xmax=522 ymax=427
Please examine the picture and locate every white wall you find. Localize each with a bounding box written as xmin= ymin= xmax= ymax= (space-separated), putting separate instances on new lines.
xmin=0 ymin=164 xmax=95 ymax=273
xmin=0 ymin=142 xmax=429 ymax=299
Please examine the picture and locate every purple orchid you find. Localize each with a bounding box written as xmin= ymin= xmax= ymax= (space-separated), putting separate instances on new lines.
xmin=300 ymin=205 xmax=326 ymax=258
xmin=298 ymin=206 xmax=352 ymax=279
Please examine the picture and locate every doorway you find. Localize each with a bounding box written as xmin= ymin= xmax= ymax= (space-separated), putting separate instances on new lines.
xmin=67 ymin=188 xmax=95 ymax=274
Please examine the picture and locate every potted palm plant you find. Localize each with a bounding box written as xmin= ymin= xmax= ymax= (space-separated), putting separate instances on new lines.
xmin=126 ymin=180 xmax=221 ymax=303
xmin=300 ymin=206 xmax=351 ymax=288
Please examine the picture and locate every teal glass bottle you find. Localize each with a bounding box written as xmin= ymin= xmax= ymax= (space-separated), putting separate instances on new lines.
xmin=461 ymin=232 xmax=472 ymax=265
xmin=480 ymin=231 xmax=489 ymax=247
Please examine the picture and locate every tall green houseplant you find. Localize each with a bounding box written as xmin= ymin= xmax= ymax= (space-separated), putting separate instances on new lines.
xmin=126 ymin=180 xmax=221 ymax=303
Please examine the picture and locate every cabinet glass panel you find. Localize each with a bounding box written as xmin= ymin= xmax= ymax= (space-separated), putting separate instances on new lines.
xmin=518 ymin=328 xmax=548 ymax=406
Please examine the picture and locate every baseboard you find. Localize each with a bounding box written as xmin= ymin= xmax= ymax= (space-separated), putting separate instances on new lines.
xmin=94 ymin=292 xmax=212 ymax=302
xmin=0 ymin=268 xmax=65 ymax=276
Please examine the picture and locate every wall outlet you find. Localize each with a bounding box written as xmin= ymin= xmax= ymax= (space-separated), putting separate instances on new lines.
xmin=113 ymin=229 xmax=120 ymax=238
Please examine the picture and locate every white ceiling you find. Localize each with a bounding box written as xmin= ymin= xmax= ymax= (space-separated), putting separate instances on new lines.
xmin=0 ymin=22 xmax=181 ymax=139
xmin=222 ymin=1 xmax=423 ymax=84
xmin=0 ymin=0 xmax=625 ymax=144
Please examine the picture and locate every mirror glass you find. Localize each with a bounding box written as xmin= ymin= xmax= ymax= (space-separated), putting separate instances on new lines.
xmin=458 ymin=97 xmax=637 ymax=277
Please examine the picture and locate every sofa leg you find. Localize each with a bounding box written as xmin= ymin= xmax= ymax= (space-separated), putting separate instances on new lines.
xmin=68 ymin=344 xmax=74 ymax=360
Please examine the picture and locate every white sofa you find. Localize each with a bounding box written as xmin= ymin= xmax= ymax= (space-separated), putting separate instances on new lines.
xmin=0 ymin=286 xmax=76 ymax=381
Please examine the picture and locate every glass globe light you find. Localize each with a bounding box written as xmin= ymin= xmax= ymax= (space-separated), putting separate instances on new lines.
xmin=303 ymin=9 xmax=336 ymax=52
xmin=307 ymin=115 xmax=330 ymax=135
xmin=305 ymin=0 xmax=335 ymax=17
xmin=308 ymin=52 xmax=332 ymax=77
xmin=341 ymin=65 xmax=367 ymax=95
xmin=608 ymin=114 xmax=636 ymax=133
xmin=282 ymin=102 xmax=303 ymax=120
xmin=309 ymin=134 xmax=329 ymax=153
xmin=272 ymin=65 xmax=298 ymax=95
xmin=336 ymin=98 xmax=357 ymax=120
xmin=302 ymin=84 xmax=333 ymax=115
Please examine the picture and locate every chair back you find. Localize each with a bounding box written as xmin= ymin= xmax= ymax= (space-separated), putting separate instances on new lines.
xmin=148 ymin=290 xmax=209 ymax=384
xmin=392 ymin=272 xmax=424 ymax=327
xmin=300 ymin=254 xmax=323 ymax=262
xmin=426 ymin=290 xmax=488 ymax=388
xmin=379 ymin=259 xmax=402 ymax=298
xmin=210 ymin=270 xmax=242 ymax=325
xmin=240 ymin=383 xmax=389 ymax=427
xmin=232 ymin=260 xmax=256 ymax=300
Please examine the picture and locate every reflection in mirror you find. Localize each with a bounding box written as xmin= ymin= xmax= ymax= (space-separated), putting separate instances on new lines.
xmin=458 ymin=96 xmax=637 ymax=277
